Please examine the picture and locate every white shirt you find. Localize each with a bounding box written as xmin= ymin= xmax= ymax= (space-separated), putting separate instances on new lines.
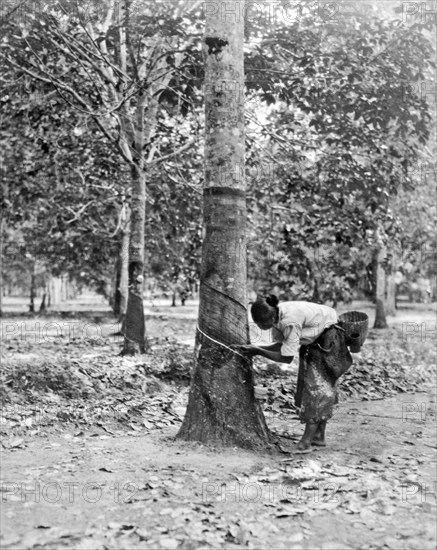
xmin=272 ymin=301 xmax=338 ymax=357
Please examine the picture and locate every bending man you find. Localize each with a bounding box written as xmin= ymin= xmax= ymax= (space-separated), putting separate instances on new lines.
xmin=238 ymin=295 xmax=352 ymax=453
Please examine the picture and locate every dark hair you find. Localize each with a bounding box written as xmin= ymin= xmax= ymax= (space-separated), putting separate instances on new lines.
xmin=251 ymin=294 xmax=279 ymax=323
xmin=266 ymin=294 xmax=279 ymax=307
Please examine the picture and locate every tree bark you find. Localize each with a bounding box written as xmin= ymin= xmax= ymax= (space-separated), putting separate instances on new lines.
xmin=119 ymin=205 xmax=130 ymax=317
xmin=385 ymin=272 xmax=396 ymax=316
xmin=373 ymin=242 xmax=388 ymax=329
xmin=120 ymin=28 xmax=178 ymax=354
xmin=384 ymin=246 xmax=397 ymax=316
xmin=112 ymin=261 xmax=122 ymax=317
xmin=29 ymin=262 xmax=36 ymax=313
xmin=50 ymin=277 xmax=62 ymax=305
xmin=177 ymin=2 xmax=270 ymax=449
xmin=114 ymin=202 xmax=130 ymax=323
xmin=61 ymin=275 xmax=67 ymax=302
xmin=39 ymin=272 xmax=48 ymax=312
xmin=122 ymin=162 xmax=147 ymax=355
xmin=0 ymin=216 xmax=3 ymax=317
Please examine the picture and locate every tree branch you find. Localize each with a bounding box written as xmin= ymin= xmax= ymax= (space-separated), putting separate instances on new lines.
xmin=148 ymin=138 xmax=195 ymax=165
xmin=64 ymin=200 xmax=95 ymax=225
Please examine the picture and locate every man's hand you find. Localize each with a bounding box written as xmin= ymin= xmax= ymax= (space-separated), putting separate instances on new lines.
xmin=231 ymin=344 xmax=293 ymax=365
xmin=232 ymin=344 xmax=258 ymax=356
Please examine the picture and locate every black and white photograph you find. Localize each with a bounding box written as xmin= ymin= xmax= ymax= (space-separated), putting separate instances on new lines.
xmin=0 ymin=0 xmax=436 ymax=548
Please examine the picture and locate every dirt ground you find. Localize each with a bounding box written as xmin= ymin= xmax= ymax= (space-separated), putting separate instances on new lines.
xmin=1 ymin=296 xmax=436 ymax=550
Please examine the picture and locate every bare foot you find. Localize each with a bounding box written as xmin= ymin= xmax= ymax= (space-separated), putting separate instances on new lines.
xmin=297 ymin=422 xmax=319 ymax=452
xmin=294 ymin=440 xmax=313 ymax=454
xmin=312 ymin=421 xmax=327 ymax=446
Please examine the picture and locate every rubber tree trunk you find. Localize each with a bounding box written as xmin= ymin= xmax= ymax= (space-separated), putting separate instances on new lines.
xmin=120 ymin=212 xmax=130 ymax=321
xmin=385 ymin=272 xmax=396 ymax=316
xmin=0 ymin=217 xmax=3 ymax=317
xmin=50 ymin=277 xmax=62 ymax=305
xmin=61 ymin=275 xmax=68 ymax=301
xmin=29 ymin=262 xmax=36 ymax=313
xmin=39 ymin=275 xmax=47 ymax=313
xmin=122 ymin=163 xmax=147 ymax=355
xmin=39 ymin=293 xmax=47 ymax=312
xmin=373 ymin=244 xmax=388 ymax=328
xmin=118 ymin=204 xmax=130 ymax=324
xmin=177 ymin=2 xmax=270 ymax=449
xmin=38 ymin=272 xmax=48 ymax=312
xmin=112 ymin=262 xmax=122 ymax=317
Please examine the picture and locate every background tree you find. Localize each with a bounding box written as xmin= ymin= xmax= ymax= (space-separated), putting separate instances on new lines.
xmin=244 ymin=6 xmax=435 ymax=313
xmin=0 ymin=0 xmax=203 ymax=352
xmin=1 ymin=0 xmax=434 ymax=330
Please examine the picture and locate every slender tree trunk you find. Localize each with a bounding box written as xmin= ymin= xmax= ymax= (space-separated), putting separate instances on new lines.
xmin=385 ymin=249 xmax=398 ymax=315
xmin=46 ymin=275 xmax=52 ymax=307
xmin=113 ymin=204 xmax=130 ymax=321
xmin=385 ymin=272 xmax=396 ymax=316
xmin=113 ymin=260 xmax=122 ymax=317
xmin=373 ymin=243 xmax=388 ymax=329
xmin=177 ymin=2 xmax=270 ymax=449
xmin=29 ymin=262 xmax=36 ymax=313
xmin=119 ymin=0 xmax=148 ymax=355
xmin=122 ymin=163 xmax=147 ymax=354
xmin=116 ymin=3 xmax=129 ymax=326
xmin=61 ymin=275 xmax=67 ymax=302
xmin=0 ymin=216 xmax=3 ymax=317
xmin=39 ymin=272 xmax=47 ymax=312
xmin=51 ymin=277 xmax=62 ymax=305
xmin=119 ymin=205 xmax=130 ymax=322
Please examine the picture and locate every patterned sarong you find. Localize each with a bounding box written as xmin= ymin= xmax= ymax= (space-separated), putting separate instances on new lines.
xmin=295 ymin=325 xmax=352 ymax=423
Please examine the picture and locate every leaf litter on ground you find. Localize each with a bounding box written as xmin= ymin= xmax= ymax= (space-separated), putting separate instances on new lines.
xmin=1 ymin=317 xmax=435 ymax=445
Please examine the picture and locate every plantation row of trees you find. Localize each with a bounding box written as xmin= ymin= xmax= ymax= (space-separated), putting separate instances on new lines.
xmin=1 ymin=0 xmax=436 ymax=336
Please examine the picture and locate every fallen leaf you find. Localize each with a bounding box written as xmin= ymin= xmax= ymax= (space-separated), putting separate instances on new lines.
xmin=159 ymin=537 xmax=180 ymax=549
xmin=289 ymin=532 xmax=304 ymax=542
xmin=275 ymin=505 xmax=305 ymax=517
xmin=322 ymin=542 xmax=351 ymax=550
xmin=384 ymin=536 xmax=403 ymax=549
xmin=107 ymin=522 xmax=136 ymax=531
xmin=0 ymin=534 xmax=22 ymax=546
xmin=137 ymin=528 xmax=150 ymax=540
xmin=3 ymin=437 xmax=25 ymax=449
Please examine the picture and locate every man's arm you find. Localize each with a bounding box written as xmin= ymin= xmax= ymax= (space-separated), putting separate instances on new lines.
xmin=237 ymin=344 xmax=293 ymax=364
xmin=256 ymin=342 xmax=282 ymax=352
xmin=252 ymin=346 xmax=293 ymax=364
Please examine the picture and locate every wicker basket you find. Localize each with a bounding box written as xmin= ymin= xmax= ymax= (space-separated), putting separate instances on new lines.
xmin=338 ymin=311 xmax=369 ymax=352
